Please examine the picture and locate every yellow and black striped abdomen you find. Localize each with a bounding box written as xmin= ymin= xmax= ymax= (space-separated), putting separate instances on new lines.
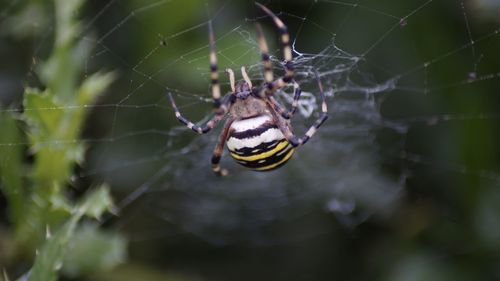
xmin=226 ymin=115 xmax=295 ymax=171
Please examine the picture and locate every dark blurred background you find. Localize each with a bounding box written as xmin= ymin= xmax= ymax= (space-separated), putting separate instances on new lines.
xmin=1 ymin=0 xmax=500 ymax=280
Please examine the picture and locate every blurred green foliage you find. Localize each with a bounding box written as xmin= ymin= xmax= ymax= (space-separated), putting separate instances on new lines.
xmin=27 ymin=188 xmax=117 ymax=281
xmin=0 ymin=0 xmax=125 ymax=280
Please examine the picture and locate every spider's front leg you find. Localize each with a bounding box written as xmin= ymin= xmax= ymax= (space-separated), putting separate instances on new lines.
xmin=208 ymin=20 xmax=225 ymax=111
xmin=167 ymin=20 xmax=231 ymax=134
xmin=168 ymin=92 xmax=228 ymax=134
xmin=255 ymin=3 xmax=294 ymax=96
xmin=211 ymin=118 xmax=234 ymax=176
xmin=267 ymin=81 xmax=302 ymax=119
xmin=272 ymin=72 xmax=328 ymax=147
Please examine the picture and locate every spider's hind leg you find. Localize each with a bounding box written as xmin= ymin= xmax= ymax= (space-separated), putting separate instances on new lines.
xmin=211 ymin=118 xmax=234 ymax=176
xmin=268 ymin=81 xmax=302 ymax=119
xmin=272 ymin=72 xmax=328 ymax=146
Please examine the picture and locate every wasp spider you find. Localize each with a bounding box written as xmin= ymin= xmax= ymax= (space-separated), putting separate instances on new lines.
xmin=168 ymin=3 xmax=328 ymax=176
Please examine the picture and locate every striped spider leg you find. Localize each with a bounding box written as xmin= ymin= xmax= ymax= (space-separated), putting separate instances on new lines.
xmin=168 ymin=92 xmax=230 ymax=134
xmin=267 ymin=81 xmax=302 ymax=119
xmin=255 ymin=2 xmax=295 ymax=96
xmin=255 ymin=3 xmax=302 ymax=119
xmin=168 ymin=20 xmax=228 ymax=134
xmin=169 ymin=90 xmax=233 ymax=176
xmin=210 ymin=117 xmax=234 ymax=176
xmin=255 ymin=3 xmax=327 ymax=145
xmin=271 ymin=72 xmax=328 ymax=147
xmin=168 ymin=20 xmax=241 ymax=176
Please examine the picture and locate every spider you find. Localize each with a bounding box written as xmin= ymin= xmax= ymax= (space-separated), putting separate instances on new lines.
xmin=168 ymin=3 xmax=328 ymax=176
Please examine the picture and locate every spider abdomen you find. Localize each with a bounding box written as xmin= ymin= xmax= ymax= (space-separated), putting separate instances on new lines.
xmin=226 ymin=114 xmax=295 ymax=171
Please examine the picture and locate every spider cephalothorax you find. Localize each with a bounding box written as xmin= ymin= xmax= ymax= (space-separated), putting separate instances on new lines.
xmin=234 ymin=81 xmax=252 ymax=99
xmin=168 ymin=3 xmax=328 ymax=176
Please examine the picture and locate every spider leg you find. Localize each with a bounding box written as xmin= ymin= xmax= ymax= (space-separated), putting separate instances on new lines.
xmin=169 ymin=21 xmax=227 ymax=134
xmin=168 ymin=92 xmax=228 ymax=134
xmin=211 ymin=118 xmax=234 ymax=176
xmin=272 ymin=72 xmax=328 ymax=146
xmin=267 ymin=81 xmax=302 ymax=119
xmin=256 ymin=3 xmax=294 ymax=95
xmin=208 ymin=20 xmax=222 ymax=110
xmin=255 ymin=23 xmax=274 ymax=85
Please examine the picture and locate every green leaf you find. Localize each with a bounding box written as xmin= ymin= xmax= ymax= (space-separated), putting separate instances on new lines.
xmin=40 ymin=0 xmax=88 ymax=101
xmin=53 ymin=0 xmax=84 ymax=48
xmin=77 ymin=185 xmax=115 ymax=220
xmin=8 ymin=0 xmax=121 ymax=279
xmin=0 ymin=112 xmax=25 ymax=223
xmin=27 ymin=186 xmax=115 ymax=281
xmin=23 ymin=88 xmax=64 ymax=143
xmin=23 ymin=89 xmax=85 ymax=186
xmin=27 ymin=217 xmax=80 ymax=281
xmin=78 ymin=72 xmax=116 ymax=105
xmin=62 ymin=224 xmax=126 ymax=278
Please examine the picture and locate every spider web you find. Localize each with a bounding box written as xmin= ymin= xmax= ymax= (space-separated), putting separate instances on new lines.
xmin=2 ymin=0 xmax=500 ymax=275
